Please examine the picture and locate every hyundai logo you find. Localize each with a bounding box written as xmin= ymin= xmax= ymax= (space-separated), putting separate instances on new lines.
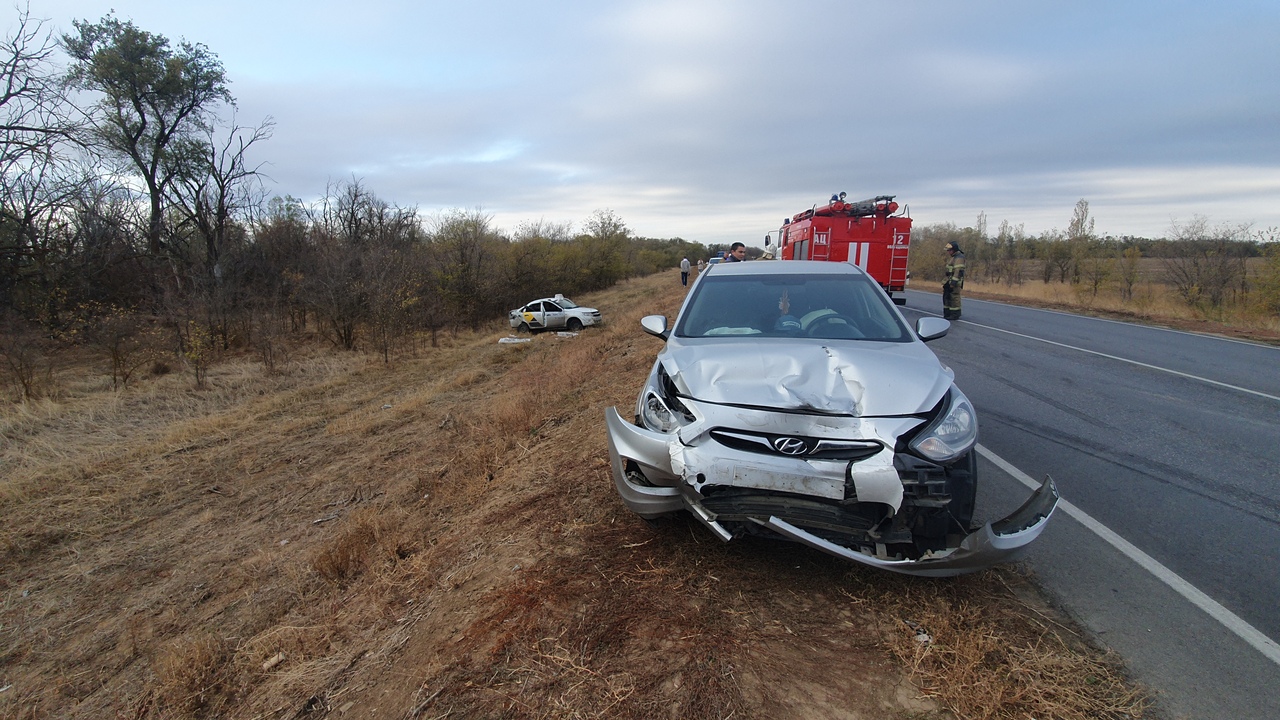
xmin=771 ymin=437 xmax=808 ymax=455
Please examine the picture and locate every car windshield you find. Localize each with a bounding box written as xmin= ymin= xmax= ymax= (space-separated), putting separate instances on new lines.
xmin=556 ymin=298 xmax=578 ymax=309
xmin=675 ymin=273 xmax=911 ymax=341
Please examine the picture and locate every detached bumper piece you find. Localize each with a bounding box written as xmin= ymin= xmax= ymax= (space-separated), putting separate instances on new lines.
xmin=606 ymin=407 xmax=1060 ymax=577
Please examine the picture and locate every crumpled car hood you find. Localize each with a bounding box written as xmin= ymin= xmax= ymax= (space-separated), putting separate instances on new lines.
xmin=660 ymin=338 xmax=953 ymax=416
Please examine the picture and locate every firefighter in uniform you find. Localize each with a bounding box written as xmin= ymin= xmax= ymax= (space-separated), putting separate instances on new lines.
xmin=942 ymin=241 xmax=965 ymax=320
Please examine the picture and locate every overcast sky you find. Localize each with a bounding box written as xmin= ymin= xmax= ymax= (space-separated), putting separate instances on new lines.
xmin=19 ymin=0 xmax=1280 ymax=245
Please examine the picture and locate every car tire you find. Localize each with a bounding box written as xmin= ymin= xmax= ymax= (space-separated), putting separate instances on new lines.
xmin=517 ymin=322 xmax=531 ymax=334
xmin=566 ymin=318 xmax=583 ymax=332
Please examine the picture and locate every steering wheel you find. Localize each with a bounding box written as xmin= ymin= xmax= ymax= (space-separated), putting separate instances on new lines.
xmin=804 ymin=313 xmax=865 ymax=338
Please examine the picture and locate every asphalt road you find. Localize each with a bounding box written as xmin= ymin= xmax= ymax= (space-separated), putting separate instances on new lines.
xmin=899 ymin=289 xmax=1280 ymax=720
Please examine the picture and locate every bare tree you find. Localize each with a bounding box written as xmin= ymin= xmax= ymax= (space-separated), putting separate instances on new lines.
xmin=1 ymin=5 xmax=91 ymax=315
xmin=1 ymin=5 xmax=83 ymax=169
xmin=990 ymin=219 xmax=1025 ymax=287
xmin=1161 ymin=216 xmax=1251 ymax=311
xmin=170 ymin=116 xmax=273 ymax=278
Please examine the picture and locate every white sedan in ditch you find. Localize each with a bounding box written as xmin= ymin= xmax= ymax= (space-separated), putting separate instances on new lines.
xmin=509 ymin=295 xmax=602 ymax=333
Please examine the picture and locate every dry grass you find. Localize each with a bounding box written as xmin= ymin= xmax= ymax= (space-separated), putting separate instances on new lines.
xmin=870 ymin=570 xmax=1150 ymax=719
xmin=0 ymin=270 xmax=1153 ymax=719
xmin=956 ymin=278 xmax=1280 ymax=343
xmin=153 ymin=633 xmax=234 ymax=716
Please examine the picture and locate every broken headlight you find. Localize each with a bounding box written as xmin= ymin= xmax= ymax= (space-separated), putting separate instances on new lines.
xmin=908 ymin=387 xmax=977 ymax=463
xmin=638 ymin=365 xmax=694 ymax=433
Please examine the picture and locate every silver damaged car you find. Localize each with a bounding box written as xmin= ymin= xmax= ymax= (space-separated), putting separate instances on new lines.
xmin=605 ymin=260 xmax=1058 ymax=576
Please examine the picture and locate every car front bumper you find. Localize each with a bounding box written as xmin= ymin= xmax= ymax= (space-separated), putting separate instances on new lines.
xmin=604 ymin=407 xmax=1059 ymax=577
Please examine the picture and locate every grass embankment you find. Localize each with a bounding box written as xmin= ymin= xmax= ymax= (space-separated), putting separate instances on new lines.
xmin=1 ymin=270 xmax=1149 ymax=719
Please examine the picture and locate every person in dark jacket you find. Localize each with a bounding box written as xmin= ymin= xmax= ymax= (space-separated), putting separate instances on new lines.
xmin=943 ymin=241 xmax=965 ymax=320
xmin=726 ymin=242 xmax=746 ymax=262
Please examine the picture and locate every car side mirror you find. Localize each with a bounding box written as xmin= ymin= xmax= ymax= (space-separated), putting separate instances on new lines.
xmin=640 ymin=315 xmax=669 ymax=340
xmin=916 ymin=317 xmax=950 ymax=342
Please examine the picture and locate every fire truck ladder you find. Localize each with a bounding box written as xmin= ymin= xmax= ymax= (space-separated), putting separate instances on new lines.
xmin=889 ymin=234 xmax=910 ymax=288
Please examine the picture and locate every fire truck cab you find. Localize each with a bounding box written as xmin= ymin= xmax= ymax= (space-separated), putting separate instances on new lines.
xmin=768 ymin=193 xmax=912 ymax=305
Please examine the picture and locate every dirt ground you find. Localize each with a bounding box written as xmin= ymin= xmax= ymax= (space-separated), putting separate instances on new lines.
xmin=1 ymin=271 xmax=1150 ymax=719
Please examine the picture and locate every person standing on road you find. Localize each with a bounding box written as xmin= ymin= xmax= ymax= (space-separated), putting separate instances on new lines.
xmin=943 ymin=241 xmax=965 ymax=320
xmin=726 ymin=242 xmax=747 ymax=262
xmin=680 ymin=256 xmax=691 ymax=286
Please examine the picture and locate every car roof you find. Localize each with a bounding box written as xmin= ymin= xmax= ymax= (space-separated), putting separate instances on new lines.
xmin=706 ymin=260 xmax=870 ymax=277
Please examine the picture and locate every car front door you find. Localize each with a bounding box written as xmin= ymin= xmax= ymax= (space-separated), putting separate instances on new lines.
xmin=542 ymin=301 xmax=566 ymax=329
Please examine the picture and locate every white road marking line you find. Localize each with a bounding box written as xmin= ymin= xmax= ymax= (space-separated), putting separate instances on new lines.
xmin=961 ymin=320 xmax=1280 ymax=403
xmin=978 ymin=443 xmax=1280 ymax=667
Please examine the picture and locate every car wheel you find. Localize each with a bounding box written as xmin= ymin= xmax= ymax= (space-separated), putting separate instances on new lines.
xmin=517 ymin=322 xmax=531 ymax=334
xmin=566 ymin=318 xmax=584 ymax=332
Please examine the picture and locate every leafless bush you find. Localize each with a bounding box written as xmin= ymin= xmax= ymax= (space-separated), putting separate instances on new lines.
xmin=256 ymin=318 xmax=290 ymax=373
xmin=1161 ymin=216 xmax=1251 ymax=311
xmin=0 ymin=319 xmax=52 ymax=400
xmin=81 ymin=306 xmax=164 ymax=389
xmin=989 ymin=220 xmax=1027 ymax=287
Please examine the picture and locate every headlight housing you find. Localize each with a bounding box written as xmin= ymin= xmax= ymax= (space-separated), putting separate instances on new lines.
xmin=640 ymin=390 xmax=680 ymax=433
xmin=909 ymin=388 xmax=978 ymax=463
xmin=637 ymin=365 xmax=694 ymax=433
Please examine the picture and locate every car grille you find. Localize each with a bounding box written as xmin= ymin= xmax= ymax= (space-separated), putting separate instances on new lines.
xmin=698 ymin=489 xmax=912 ymax=546
xmin=709 ymin=429 xmax=882 ymax=461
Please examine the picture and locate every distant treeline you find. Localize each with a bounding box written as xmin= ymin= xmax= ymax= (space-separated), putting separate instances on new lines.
xmin=910 ymin=202 xmax=1280 ymax=315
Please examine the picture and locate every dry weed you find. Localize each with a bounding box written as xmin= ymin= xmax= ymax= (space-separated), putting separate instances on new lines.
xmin=154 ymin=633 xmax=234 ymax=717
xmin=312 ymin=506 xmax=415 ymax=585
xmin=870 ymin=570 xmax=1151 ymax=720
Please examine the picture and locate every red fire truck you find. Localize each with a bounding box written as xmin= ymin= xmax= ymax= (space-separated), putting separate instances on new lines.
xmin=766 ymin=193 xmax=912 ymax=305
